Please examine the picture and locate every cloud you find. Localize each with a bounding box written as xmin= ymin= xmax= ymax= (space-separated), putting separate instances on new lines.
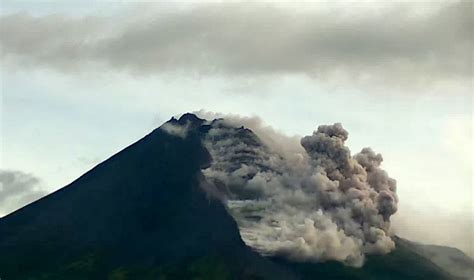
xmin=0 ymin=170 xmax=48 ymax=217
xmin=1 ymin=1 xmax=471 ymax=89
xmin=197 ymin=114 xmax=398 ymax=267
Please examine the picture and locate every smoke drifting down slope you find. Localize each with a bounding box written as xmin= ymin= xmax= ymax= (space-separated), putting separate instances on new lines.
xmin=162 ymin=114 xmax=398 ymax=267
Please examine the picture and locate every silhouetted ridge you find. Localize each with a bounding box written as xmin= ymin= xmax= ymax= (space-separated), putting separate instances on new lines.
xmin=0 ymin=113 xmax=457 ymax=280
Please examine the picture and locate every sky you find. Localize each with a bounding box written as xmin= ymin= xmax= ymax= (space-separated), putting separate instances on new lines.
xmin=0 ymin=0 xmax=472 ymax=256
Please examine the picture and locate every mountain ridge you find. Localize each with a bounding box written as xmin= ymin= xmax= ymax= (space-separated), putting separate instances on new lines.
xmin=0 ymin=113 xmax=464 ymax=280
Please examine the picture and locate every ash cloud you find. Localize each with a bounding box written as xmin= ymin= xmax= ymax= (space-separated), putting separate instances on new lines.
xmin=1 ymin=1 xmax=471 ymax=89
xmin=199 ymin=115 xmax=398 ymax=267
xmin=0 ymin=170 xmax=48 ymax=217
xmin=160 ymin=121 xmax=191 ymax=139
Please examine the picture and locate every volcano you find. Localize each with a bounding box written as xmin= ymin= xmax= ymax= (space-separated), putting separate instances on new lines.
xmin=0 ymin=114 xmax=466 ymax=279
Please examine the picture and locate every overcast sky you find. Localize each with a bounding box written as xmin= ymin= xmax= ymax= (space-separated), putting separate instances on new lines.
xmin=0 ymin=0 xmax=472 ymax=256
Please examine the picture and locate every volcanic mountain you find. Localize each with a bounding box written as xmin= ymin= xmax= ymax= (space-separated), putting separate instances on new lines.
xmin=0 ymin=113 xmax=467 ymax=279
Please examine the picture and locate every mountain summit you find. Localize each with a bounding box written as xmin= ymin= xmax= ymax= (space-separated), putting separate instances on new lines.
xmin=0 ymin=114 xmax=463 ymax=279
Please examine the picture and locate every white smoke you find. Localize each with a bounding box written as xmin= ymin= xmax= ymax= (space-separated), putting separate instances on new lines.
xmin=160 ymin=120 xmax=191 ymax=139
xmin=196 ymin=113 xmax=398 ymax=267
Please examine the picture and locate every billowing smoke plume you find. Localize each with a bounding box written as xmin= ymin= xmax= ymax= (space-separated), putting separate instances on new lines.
xmin=163 ymin=114 xmax=398 ymax=267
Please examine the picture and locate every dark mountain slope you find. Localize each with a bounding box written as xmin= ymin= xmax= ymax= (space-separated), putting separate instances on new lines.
xmin=0 ymin=114 xmax=292 ymax=280
xmin=273 ymin=237 xmax=457 ymax=280
xmin=0 ymin=113 xmax=457 ymax=280
xmin=400 ymin=238 xmax=474 ymax=279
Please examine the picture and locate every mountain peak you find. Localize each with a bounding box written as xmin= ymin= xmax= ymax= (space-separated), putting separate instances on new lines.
xmin=0 ymin=114 xmax=460 ymax=280
xmin=178 ymin=112 xmax=204 ymax=124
